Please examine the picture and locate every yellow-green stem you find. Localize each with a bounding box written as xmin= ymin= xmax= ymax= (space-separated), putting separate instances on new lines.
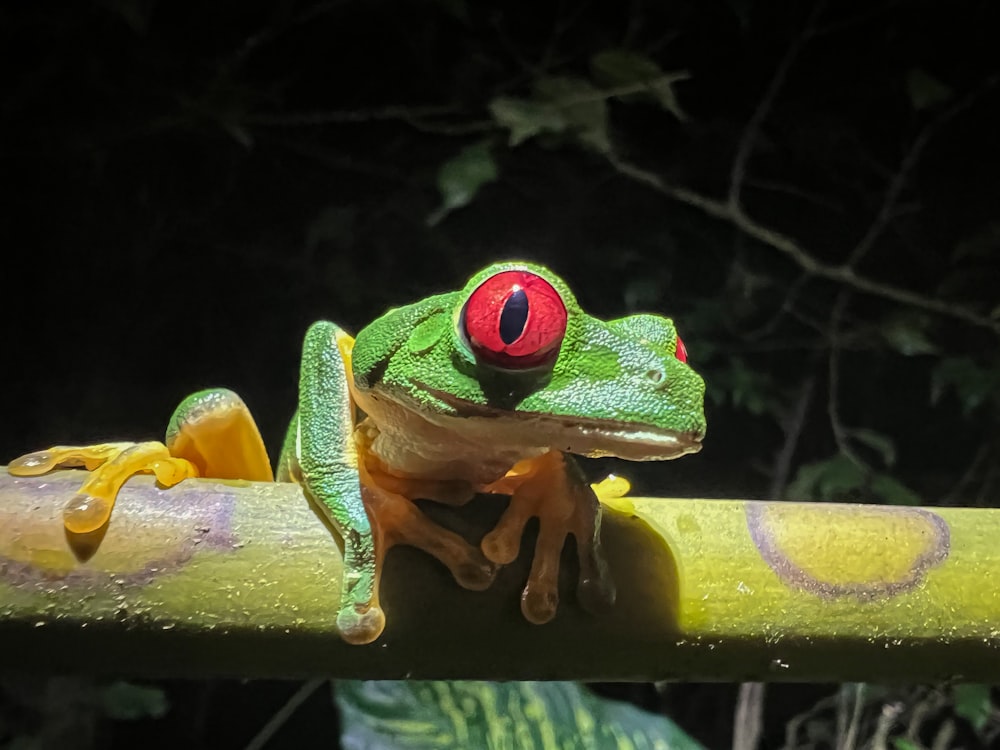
xmin=0 ymin=468 xmax=997 ymax=680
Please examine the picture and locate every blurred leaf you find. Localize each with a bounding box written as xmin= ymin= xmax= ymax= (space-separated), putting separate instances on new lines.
xmin=590 ymin=49 xmax=689 ymax=120
xmin=879 ymin=314 xmax=939 ymax=356
xmin=845 ymin=428 xmax=896 ymax=467
xmin=953 ymin=221 xmax=1000 ymax=260
xmin=430 ymin=0 xmax=468 ymax=23
xmin=678 ymin=298 xmax=729 ymax=355
xmin=931 ymin=357 xmax=1000 ymax=415
xmin=489 ymin=77 xmax=610 ymax=153
xmin=870 ymin=474 xmax=922 ymax=506
xmin=706 ymin=358 xmax=785 ymax=418
xmin=906 ymin=68 xmax=953 ymax=111
xmin=336 ymin=680 xmax=704 ymax=750
xmin=428 ymin=141 xmax=498 ymax=226
xmin=220 ymin=121 xmax=254 ymax=149
xmin=99 ymin=681 xmax=169 ymax=721
xmin=534 ymin=76 xmax=611 ymax=153
xmin=954 ymin=683 xmax=992 ymax=730
xmin=724 ymin=0 xmax=752 ymax=29
xmin=623 ymin=277 xmax=665 ymax=312
xmin=488 ymin=97 xmax=567 ymax=146
xmin=305 ymin=205 xmax=357 ymax=255
xmin=789 ymin=455 xmax=921 ymax=505
xmin=892 ymin=739 xmax=921 ymax=750
xmin=788 ymin=455 xmax=866 ymax=502
xmin=97 ymin=0 xmax=155 ymax=34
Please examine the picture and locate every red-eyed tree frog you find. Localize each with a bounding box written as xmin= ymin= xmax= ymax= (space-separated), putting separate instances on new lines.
xmin=9 ymin=262 xmax=706 ymax=644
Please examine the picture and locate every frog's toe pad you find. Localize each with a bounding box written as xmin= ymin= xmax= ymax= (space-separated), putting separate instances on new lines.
xmin=522 ymin=585 xmax=559 ymax=625
xmin=8 ymin=442 xmax=135 ymax=476
xmin=63 ymin=493 xmax=114 ymax=535
xmin=453 ymin=556 xmax=499 ymax=591
xmin=337 ymin=605 xmax=386 ymax=645
xmin=8 ymin=450 xmax=60 ymax=475
xmin=481 ymin=528 xmax=521 ymax=566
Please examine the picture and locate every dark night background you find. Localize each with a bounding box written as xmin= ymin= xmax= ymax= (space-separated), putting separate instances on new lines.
xmin=2 ymin=0 xmax=999 ymax=748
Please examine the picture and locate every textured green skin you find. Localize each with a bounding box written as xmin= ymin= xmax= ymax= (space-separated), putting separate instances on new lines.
xmin=281 ymin=321 xmax=379 ymax=640
xmin=352 ymin=261 xmax=706 ymax=437
xmin=165 ymin=389 xmax=242 ymax=447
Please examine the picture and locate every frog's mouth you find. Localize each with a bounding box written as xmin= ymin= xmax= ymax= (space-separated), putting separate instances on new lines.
xmin=550 ymin=418 xmax=705 ymax=461
xmin=405 ymin=384 xmax=705 ymax=462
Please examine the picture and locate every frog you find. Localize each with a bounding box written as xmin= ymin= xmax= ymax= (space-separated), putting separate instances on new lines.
xmin=8 ymin=261 xmax=706 ymax=645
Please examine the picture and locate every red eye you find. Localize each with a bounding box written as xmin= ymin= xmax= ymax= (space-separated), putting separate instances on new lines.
xmin=675 ymin=335 xmax=688 ymax=363
xmin=462 ymin=270 xmax=567 ymax=369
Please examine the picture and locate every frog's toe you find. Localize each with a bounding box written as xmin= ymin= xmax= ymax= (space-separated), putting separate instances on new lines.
xmin=371 ymin=489 xmax=500 ymax=592
xmin=520 ymin=526 xmax=564 ymax=624
xmin=8 ymin=442 xmax=134 ymax=476
xmin=8 ymin=449 xmax=60 ymax=475
xmin=452 ymin=554 xmax=499 ymax=591
xmin=10 ymin=441 xmax=199 ymax=534
xmin=485 ymin=450 xmax=616 ymax=624
xmin=522 ymin=585 xmax=559 ymax=625
xmin=63 ymin=492 xmax=115 ymax=535
xmin=417 ymin=532 xmax=499 ymax=591
xmin=337 ymin=604 xmax=386 ymax=645
xmin=481 ymin=507 xmax=531 ymax=565
xmin=70 ymin=442 xmax=198 ymax=534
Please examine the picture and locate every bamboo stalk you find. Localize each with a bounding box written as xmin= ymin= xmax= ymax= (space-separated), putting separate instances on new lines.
xmin=1 ymin=467 xmax=997 ymax=680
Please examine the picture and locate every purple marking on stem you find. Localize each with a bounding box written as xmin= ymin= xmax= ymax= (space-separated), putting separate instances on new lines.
xmin=745 ymin=502 xmax=950 ymax=601
xmin=0 ymin=474 xmax=241 ymax=590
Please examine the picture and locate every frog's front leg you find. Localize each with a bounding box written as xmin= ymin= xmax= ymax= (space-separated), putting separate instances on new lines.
xmin=9 ymin=389 xmax=273 ymax=534
xmin=481 ymin=451 xmax=616 ymax=624
xmin=286 ymin=321 xmax=389 ymax=645
xmin=293 ymin=322 xmax=500 ymax=645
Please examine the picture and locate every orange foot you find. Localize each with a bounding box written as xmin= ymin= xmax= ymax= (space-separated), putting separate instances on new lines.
xmin=482 ymin=451 xmax=616 ymax=624
xmin=359 ymin=461 xmax=498 ymax=593
xmin=9 ymin=442 xmax=198 ymax=533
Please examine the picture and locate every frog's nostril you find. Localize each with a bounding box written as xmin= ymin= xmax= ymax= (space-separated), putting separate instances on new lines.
xmin=644 ymin=368 xmax=665 ymax=385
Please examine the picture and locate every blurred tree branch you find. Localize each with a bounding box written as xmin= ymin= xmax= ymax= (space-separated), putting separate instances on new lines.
xmin=605 ymin=151 xmax=1000 ymax=333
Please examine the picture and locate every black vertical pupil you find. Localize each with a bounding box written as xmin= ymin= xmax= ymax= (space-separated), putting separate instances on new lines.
xmin=499 ymin=288 xmax=529 ymax=345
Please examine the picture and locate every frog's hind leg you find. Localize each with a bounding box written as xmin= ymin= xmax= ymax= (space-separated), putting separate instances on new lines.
xmin=165 ymin=389 xmax=273 ymax=482
xmin=9 ymin=388 xmax=272 ymax=534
